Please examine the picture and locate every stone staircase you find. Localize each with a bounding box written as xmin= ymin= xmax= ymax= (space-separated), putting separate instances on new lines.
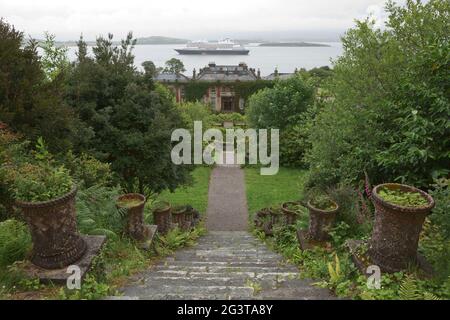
xmin=112 ymin=231 xmax=336 ymax=300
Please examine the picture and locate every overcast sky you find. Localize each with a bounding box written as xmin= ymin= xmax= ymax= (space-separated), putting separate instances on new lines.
xmin=0 ymin=0 xmax=405 ymax=41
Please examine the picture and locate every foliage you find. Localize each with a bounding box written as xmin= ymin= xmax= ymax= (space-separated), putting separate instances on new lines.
xmin=11 ymin=163 xmax=73 ymax=202
xmin=8 ymin=138 xmax=73 ymax=202
xmin=64 ymin=33 xmax=191 ymax=194
xmin=306 ymin=0 xmax=450 ymax=188
xmin=164 ymin=58 xmax=185 ymax=74
xmin=327 ymin=185 xmax=373 ymax=241
xmin=309 ymin=194 xmax=336 ymax=211
xmin=327 ymin=254 xmax=343 ymax=287
xmin=398 ymin=276 xmax=441 ymax=300
xmin=39 ymin=32 xmax=69 ymax=81
xmin=0 ymin=128 xmax=29 ymax=219
xmin=0 ymin=219 xmax=31 ymax=268
xmin=76 ymin=184 xmax=126 ymax=239
xmin=209 ymin=112 xmax=246 ymax=124
xmin=64 ymin=151 xmax=113 ymax=188
xmin=0 ymin=19 xmax=78 ymax=152
xmin=58 ymin=274 xmax=112 ymax=300
xmin=420 ymin=178 xmax=450 ymax=280
xmin=178 ymin=101 xmax=213 ymax=131
xmin=378 ymin=187 xmax=428 ymax=207
xmin=246 ymin=74 xmax=315 ymax=130
xmin=155 ymin=226 xmax=205 ymax=254
xmin=141 ymin=60 xmax=160 ymax=78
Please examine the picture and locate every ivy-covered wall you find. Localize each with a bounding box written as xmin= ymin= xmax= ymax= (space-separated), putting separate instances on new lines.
xmin=182 ymin=80 xmax=275 ymax=103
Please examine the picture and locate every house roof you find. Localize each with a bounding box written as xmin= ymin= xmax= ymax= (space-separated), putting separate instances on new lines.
xmin=196 ymin=62 xmax=258 ymax=82
xmin=155 ymin=72 xmax=190 ymax=83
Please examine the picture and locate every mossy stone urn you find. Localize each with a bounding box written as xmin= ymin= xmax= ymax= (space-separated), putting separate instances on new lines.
xmin=16 ymin=186 xmax=87 ymax=270
xmin=369 ymin=183 xmax=435 ymax=273
xmin=281 ymin=202 xmax=302 ymax=225
xmin=116 ymin=193 xmax=147 ymax=241
xmin=306 ymin=199 xmax=339 ymax=242
xmin=152 ymin=201 xmax=172 ymax=235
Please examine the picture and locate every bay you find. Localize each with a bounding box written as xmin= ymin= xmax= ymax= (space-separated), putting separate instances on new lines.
xmin=64 ymin=42 xmax=343 ymax=77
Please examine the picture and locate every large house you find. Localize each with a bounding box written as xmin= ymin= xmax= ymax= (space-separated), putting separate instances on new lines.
xmin=155 ymin=62 xmax=295 ymax=113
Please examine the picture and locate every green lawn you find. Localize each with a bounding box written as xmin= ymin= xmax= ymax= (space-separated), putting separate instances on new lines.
xmin=244 ymin=167 xmax=308 ymax=216
xmin=157 ymin=166 xmax=212 ymax=214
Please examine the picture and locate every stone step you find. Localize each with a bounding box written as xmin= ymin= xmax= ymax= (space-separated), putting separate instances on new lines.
xmin=172 ymin=253 xmax=282 ymax=263
xmin=148 ymin=270 xmax=299 ymax=281
xmin=115 ymin=231 xmax=337 ymax=300
xmin=122 ymin=284 xmax=255 ymax=298
xmin=178 ymin=251 xmax=281 ymax=259
xmin=151 ymin=264 xmax=299 ymax=273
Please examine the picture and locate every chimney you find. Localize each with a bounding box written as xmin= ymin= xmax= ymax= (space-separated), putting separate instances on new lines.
xmin=257 ymin=68 xmax=261 ymax=79
xmin=193 ymin=68 xmax=196 ymax=80
xmin=274 ymin=68 xmax=279 ymax=77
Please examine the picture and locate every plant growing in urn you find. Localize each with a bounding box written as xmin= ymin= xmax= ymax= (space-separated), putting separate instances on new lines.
xmin=368 ymin=183 xmax=435 ymax=273
xmin=10 ymin=144 xmax=87 ymax=269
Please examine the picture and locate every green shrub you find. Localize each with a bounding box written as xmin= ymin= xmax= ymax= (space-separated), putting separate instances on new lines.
xmin=246 ymin=74 xmax=314 ymax=130
xmin=178 ymin=101 xmax=213 ymax=131
xmin=64 ymin=151 xmax=113 ymax=188
xmin=306 ymin=0 xmax=450 ymax=189
xmin=0 ymin=219 xmax=31 ymax=268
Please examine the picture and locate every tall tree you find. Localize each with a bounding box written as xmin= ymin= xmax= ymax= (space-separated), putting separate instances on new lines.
xmin=164 ymin=58 xmax=186 ymax=74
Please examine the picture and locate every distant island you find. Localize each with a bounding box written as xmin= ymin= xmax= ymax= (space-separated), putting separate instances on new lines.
xmin=259 ymin=42 xmax=330 ymax=47
xmin=135 ymin=36 xmax=189 ymax=45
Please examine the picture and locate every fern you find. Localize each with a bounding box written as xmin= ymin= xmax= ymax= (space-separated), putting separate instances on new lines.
xmin=76 ymin=185 xmax=126 ymax=237
xmin=0 ymin=219 xmax=31 ymax=268
xmin=399 ymin=276 xmax=420 ymax=300
xmin=327 ymin=253 xmax=342 ymax=285
xmin=399 ymin=275 xmax=441 ymax=300
xmin=423 ymin=292 xmax=441 ymax=300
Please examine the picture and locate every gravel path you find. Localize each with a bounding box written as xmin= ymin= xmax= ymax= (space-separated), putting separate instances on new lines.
xmin=206 ymin=161 xmax=249 ymax=231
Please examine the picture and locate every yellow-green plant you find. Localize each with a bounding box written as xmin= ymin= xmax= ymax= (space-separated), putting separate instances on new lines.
xmin=327 ymin=253 xmax=342 ymax=286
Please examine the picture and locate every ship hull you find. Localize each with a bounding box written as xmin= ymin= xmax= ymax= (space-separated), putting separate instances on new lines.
xmin=175 ymin=49 xmax=249 ymax=55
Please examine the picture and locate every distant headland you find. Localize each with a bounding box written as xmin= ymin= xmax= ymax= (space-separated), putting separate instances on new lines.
xmin=259 ymin=42 xmax=330 ymax=47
